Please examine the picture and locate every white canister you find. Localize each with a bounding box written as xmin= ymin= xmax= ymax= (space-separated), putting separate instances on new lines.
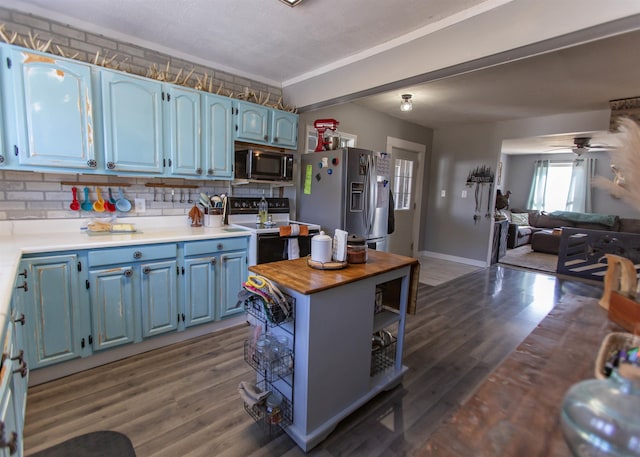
xmin=311 ymin=231 xmax=333 ymax=263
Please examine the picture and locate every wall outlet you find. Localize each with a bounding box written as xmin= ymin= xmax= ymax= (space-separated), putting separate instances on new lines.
xmin=461 ymin=190 xmax=467 ymax=198
xmin=440 ymin=190 xmax=446 ymax=198
xmin=135 ymin=198 xmax=146 ymax=213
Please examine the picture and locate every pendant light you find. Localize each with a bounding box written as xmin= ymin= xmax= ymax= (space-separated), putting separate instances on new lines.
xmin=400 ymin=94 xmax=413 ymax=112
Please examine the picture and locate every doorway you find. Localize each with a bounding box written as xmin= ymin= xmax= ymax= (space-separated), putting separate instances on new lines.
xmin=386 ymin=137 xmax=426 ymax=257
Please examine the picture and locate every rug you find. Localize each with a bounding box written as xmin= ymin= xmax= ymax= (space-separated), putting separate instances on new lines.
xmin=499 ymin=244 xmax=558 ymax=273
xmin=30 ymin=431 xmax=136 ymax=457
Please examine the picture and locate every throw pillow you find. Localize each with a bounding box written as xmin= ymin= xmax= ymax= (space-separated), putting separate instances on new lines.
xmin=511 ymin=212 xmax=530 ymax=225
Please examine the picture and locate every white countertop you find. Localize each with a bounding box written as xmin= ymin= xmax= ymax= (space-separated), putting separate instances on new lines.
xmin=0 ymin=216 xmax=251 ymax=319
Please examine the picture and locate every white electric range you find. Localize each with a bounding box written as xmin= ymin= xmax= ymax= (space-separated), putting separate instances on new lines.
xmin=226 ymin=197 xmax=320 ymax=265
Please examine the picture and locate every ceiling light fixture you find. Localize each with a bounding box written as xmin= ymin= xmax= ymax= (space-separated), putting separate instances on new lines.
xmin=279 ymin=0 xmax=304 ymax=6
xmin=400 ymin=94 xmax=413 ymax=112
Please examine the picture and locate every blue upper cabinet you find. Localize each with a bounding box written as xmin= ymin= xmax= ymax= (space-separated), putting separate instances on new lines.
xmin=271 ymin=109 xmax=298 ymax=149
xmin=165 ymin=84 xmax=202 ymax=177
xmin=5 ymin=47 xmax=97 ymax=170
xmin=100 ymin=69 xmax=164 ymax=174
xmin=234 ymin=100 xmax=298 ymax=149
xmin=235 ymin=100 xmax=270 ymax=144
xmin=202 ymin=93 xmax=233 ymax=179
xmin=0 ymin=70 xmax=5 ymax=168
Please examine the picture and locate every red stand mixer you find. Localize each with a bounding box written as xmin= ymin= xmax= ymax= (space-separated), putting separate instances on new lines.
xmin=313 ymin=118 xmax=340 ymax=152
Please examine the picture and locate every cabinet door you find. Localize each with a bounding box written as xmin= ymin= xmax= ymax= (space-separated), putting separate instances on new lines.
xmin=9 ymin=48 xmax=96 ymax=170
xmin=202 ymin=93 xmax=233 ymax=178
xmin=0 ymin=46 xmax=6 ymax=169
xmin=88 ymin=266 xmax=135 ymax=351
xmin=140 ymin=260 xmax=178 ymax=337
xmin=100 ymin=69 xmax=164 ymax=174
xmin=270 ymin=110 xmax=298 ymax=149
xmin=0 ymin=368 xmax=19 ymax=457
xmin=165 ymin=85 xmax=202 ymax=176
xmin=22 ymin=255 xmax=81 ymax=369
xmin=9 ymin=296 xmax=27 ymax=445
xmin=235 ymin=101 xmax=269 ymax=144
xmin=183 ymin=256 xmax=217 ymax=327
xmin=219 ymin=251 xmax=246 ymax=319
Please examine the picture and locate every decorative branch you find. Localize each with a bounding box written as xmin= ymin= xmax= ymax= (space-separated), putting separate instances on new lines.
xmin=594 ymin=117 xmax=640 ymax=210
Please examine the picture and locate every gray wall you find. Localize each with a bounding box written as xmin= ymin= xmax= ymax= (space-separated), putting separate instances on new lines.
xmin=297 ymin=103 xmax=432 ymax=154
xmin=424 ymin=109 xmax=633 ymax=264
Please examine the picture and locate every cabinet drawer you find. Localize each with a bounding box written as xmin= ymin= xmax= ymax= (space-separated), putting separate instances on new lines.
xmin=184 ymin=238 xmax=247 ymax=257
xmin=88 ymin=243 xmax=177 ymax=266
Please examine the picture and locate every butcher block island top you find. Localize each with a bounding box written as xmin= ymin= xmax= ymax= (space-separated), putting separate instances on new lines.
xmin=249 ymin=250 xmax=420 ymax=310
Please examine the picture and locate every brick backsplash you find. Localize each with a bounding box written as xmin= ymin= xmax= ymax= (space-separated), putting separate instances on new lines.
xmin=0 ymin=171 xmax=280 ymax=221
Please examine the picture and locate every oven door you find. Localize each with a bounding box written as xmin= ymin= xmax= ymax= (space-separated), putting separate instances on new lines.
xmin=256 ymin=231 xmax=317 ymax=264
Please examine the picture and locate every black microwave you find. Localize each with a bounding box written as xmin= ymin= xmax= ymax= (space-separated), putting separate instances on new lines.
xmin=234 ymin=149 xmax=294 ymax=181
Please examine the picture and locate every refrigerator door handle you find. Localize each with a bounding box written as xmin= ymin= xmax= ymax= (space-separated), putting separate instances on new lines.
xmin=366 ymin=154 xmax=376 ymax=234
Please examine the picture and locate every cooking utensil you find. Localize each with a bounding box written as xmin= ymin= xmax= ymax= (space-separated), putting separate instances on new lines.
xmin=93 ymin=188 xmax=105 ymax=212
xmin=69 ymin=187 xmax=80 ymax=211
xmin=105 ymin=188 xmax=117 ymax=212
xmin=81 ymin=187 xmax=93 ymax=211
xmin=199 ymin=192 xmax=211 ymax=208
xmin=187 ymin=190 xmax=193 ymax=203
xmin=211 ymin=195 xmax=222 ymax=207
xmin=116 ymin=188 xmax=132 ymax=212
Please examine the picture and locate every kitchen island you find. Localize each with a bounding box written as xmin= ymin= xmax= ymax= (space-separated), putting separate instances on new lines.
xmin=247 ymin=250 xmax=419 ymax=451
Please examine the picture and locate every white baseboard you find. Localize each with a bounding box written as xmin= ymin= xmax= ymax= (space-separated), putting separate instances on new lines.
xmin=418 ymin=250 xmax=488 ymax=268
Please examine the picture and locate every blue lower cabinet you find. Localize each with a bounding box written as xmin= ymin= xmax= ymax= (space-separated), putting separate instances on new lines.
xmin=88 ymin=266 xmax=135 ymax=350
xmin=20 ymin=254 xmax=82 ymax=369
xmin=219 ymin=251 xmax=247 ymax=319
xmin=16 ymin=239 xmax=247 ymax=373
xmin=183 ymin=256 xmax=217 ymax=327
xmin=182 ymin=238 xmax=248 ymax=321
xmin=140 ymin=259 xmax=178 ymax=338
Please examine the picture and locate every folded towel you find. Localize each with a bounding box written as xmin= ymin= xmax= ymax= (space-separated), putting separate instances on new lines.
xmin=333 ymin=229 xmax=348 ymax=262
xmin=280 ymin=224 xmax=309 ymax=237
xmin=238 ymin=381 xmax=271 ymax=408
xmin=287 ymin=238 xmax=300 ymax=260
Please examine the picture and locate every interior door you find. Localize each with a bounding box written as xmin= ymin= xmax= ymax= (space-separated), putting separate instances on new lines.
xmin=388 ymin=147 xmax=419 ymax=256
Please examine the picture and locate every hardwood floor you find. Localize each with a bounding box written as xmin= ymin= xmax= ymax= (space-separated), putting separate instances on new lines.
xmin=23 ymin=265 xmax=603 ymax=457
xmin=417 ymin=256 xmax=481 ymax=286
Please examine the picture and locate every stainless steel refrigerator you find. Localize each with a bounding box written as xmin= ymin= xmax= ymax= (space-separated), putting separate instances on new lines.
xmin=298 ymin=147 xmax=390 ymax=251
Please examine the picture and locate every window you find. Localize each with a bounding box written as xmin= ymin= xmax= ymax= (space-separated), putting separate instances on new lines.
xmin=527 ymin=159 xmax=593 ymax=213
xmin=393 ymin=158 xmax=413 ymax=210
xmin=543 ymin=161 xmax=573 ymax=212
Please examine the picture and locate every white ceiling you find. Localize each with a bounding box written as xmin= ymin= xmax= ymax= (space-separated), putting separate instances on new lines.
xmin=5 ymin=0 xmax=640 ymax=152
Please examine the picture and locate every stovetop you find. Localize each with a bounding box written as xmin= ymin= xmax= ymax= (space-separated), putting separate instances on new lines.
xmin=226 ymin=197 xmax=320 ymax=234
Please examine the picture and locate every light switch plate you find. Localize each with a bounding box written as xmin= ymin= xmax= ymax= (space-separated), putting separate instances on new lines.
xmin=135 ymin=198 xmax=146 ymax=213
xmin=441 ymin=190 xmax=446 ymax=197
xmin=461 ymin=190 xmax=467 ymax=198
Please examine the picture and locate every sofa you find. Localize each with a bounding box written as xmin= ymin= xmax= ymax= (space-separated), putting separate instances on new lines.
xmin=499 ymin=209 xmax=640 ymax=254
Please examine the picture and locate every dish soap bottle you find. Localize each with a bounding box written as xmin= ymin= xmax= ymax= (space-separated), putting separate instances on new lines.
xmin=258 ymin=191 xmax=268 ymax=224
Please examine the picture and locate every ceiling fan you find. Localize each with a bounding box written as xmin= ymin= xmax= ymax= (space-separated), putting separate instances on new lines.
xmin=549 ymin=137 xmax=610 ymax=156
